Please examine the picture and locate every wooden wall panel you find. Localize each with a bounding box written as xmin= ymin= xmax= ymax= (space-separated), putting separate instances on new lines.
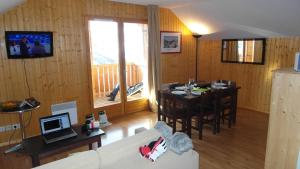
xmin=198 ymin=37 xmax=300 ymax=113
xmin=0 ymin=0 xmax=148 ymax=145
xmin=265 ymin=69 xmax=300 ymax=169
xmin=159 ymin=8 xmax=196 ymax=84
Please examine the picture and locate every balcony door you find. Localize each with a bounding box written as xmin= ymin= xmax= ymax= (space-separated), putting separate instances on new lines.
xmin=88 ymin=18 xmax=148 ymax=117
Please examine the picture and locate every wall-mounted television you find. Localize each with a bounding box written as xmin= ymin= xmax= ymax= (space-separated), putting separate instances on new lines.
xmin=5 ymin=31 xmax=53 ymax=59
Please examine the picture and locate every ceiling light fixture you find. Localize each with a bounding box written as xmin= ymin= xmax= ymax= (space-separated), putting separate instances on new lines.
xmin=188 ymin=22 xmax=210 ymax=35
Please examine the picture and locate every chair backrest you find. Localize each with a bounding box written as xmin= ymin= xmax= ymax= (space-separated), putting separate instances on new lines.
xmin=169 ymin=83 xmax=184 ymax=90
xmin=158 ymin=91 xmax=184 ymax=116
xmin=196 ymin=90 xmax=218 ymax=114
xmin=216 ymin=80 xmax=236 ymax=87
xmin=217 ymin=87 xmax=234 ymax=98
xmin=157 ymin=90 xmax=162 ymax=115
xmin=215 ymin=87 xmax=237 ymax=110
xmin=160 ymin=82 xmax=179 ymax=91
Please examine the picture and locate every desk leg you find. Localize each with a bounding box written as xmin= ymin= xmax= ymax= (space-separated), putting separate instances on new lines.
xmin=89 ymin=139 xmax=102 ymax=150
xmin=19 ymin=113 xmax=26 ymax=139
xmin=98 ymin=139 xmax=102 ymax=147
xmin=31 ymin=155 xmax=40 ymax=167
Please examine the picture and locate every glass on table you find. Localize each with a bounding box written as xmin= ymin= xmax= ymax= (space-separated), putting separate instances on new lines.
xmin=188 ymin=78 xmax=195 ymax=86
xmin=184 ymin=83 xmax=188 ymax=91
xmin=211 ymin=80 xmax=216 ymax=88
xmin=228 ymin=80 xmax=232 ymax=86
xmin=184 ymin=83 xmax=191 ymax=95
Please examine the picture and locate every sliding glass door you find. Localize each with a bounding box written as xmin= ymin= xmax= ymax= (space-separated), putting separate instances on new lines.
xmin=123 ymin=22 xmax=148 ymax=112
xmin=88 ymin=19 xmax=148 ymax=115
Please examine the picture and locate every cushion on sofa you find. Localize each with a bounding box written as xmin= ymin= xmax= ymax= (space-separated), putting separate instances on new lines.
xmin=97 ymin=129 xmax=161 ymax=167
xmin=32 ymin=150 xmax=100 ymax=169
xmin=97 ymin=129 xmax=199 ymax=169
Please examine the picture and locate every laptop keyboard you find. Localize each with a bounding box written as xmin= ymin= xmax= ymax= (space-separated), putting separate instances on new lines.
xmin=44 ymin=129 xmax=75 ymax=140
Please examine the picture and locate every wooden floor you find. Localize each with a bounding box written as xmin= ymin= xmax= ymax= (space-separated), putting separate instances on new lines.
xmin=93 ymin=92 xmax=143 ymax=108
xmin=0 ymin=108 xmax=269 ymax=169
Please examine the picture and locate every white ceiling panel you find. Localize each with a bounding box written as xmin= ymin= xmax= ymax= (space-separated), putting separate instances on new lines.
xmin=112 ymin=0 xmax=300 ymax=38
xmin=1 ymin=0 xmax=299 ymax=38
xmin=0 ymin=0 xmax=24 ymax=14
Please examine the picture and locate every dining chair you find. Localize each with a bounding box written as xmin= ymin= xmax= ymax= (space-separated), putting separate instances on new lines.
xmin=157 ymin=91 xmax=187 ymax=133
xmin=217 ymin=86 xmax=236 ymax=129
xmin=192 ymin=90 xmax=219 ymax=139
xmin=160 ymin=82 xmax=179 ymax=91
xmin=168 ymin=83 xmax=184 ymax=90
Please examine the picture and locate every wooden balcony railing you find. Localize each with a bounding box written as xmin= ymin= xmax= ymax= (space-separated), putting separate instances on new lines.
xmin=92 ymin=64 xmax=143 ymax=98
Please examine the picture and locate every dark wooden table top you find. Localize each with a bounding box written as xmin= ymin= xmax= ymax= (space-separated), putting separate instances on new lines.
xmin=20 ymin=125 xmax=105 ymax=157
xmin=164 ymin=81 xmax=240 ymax=101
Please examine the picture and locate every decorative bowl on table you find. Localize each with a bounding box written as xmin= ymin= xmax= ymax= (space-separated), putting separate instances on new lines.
xmin=191 ymin=87 xmax=210 ymax=95
xmin=211 ymin=82 xmax=228 ymax=89
xmin=171 ymin=90 xmax=187 ymax=95
xmin=191 ymin=91 xmax=202 ymax=95
xmin=0 ymin=101 xmax=19 ymax=111
xmin=174 ymin=86 xmax=186 ymax=90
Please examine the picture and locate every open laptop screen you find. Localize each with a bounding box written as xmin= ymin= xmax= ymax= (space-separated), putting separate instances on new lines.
xmin=40 ymin=113 xmax=71 ymax=135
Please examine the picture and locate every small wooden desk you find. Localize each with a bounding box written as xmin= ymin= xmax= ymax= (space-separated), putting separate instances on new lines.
xmin=20 ymin=126 xmax=105 ymax=167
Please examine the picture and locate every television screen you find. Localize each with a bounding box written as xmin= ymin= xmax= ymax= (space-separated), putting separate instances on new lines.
xmin=5 ymin=31 xmax=53 ymax=59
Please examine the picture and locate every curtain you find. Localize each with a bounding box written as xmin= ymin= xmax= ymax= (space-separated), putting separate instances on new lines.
xmin=147 ymin=5 xmax=160 ymax=112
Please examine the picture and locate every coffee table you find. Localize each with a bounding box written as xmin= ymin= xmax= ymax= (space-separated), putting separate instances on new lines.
xmin=19 ymin=125 xmax=105 ymax=167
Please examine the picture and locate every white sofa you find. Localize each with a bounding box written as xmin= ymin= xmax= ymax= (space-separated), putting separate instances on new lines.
xmin=33 ymin=128 xmax=199 ymax=169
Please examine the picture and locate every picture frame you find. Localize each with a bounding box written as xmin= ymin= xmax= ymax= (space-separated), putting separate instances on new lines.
xmin=160 ymin=31 xmax=181 ymax=53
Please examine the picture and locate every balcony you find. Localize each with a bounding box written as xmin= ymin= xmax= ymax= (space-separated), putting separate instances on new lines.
xmin=91 ymin=64 xmax=144 ymax=108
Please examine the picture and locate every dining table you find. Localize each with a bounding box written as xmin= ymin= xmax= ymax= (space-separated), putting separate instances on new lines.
xmin=160 ymin=81 xmax=240 ymax=138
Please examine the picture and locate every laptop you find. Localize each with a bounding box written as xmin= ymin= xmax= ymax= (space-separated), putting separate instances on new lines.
xmin=39 ymin=113 xmax=77 ymax=144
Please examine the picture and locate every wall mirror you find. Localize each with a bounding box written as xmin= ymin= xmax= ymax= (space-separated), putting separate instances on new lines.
xmin=221 ymin=38 xmax=266 ymax=65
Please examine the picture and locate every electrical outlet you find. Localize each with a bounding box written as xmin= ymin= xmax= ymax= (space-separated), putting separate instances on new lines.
xmin=12 ymin=123 xmax=20 ymax=129
xmin=5 ymin=125 xmax=12 ymax=131
xmin=0 ymin=126 xmax=5 ymax=132
xmin=0 ymin=123 xmax=20 ymax=132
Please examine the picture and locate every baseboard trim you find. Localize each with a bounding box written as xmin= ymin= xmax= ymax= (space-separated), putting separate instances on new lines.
xmin=237 ymin=107 xmax=269 ymax=114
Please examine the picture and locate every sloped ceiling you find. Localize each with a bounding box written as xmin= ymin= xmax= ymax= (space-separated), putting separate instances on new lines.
xmin=0 ymin=0 xmax=24 ymax=13
xmin=112 ymin=0 xmax=300 ymax=39
xmin=0 ymin=0 xmax=299 ymax=38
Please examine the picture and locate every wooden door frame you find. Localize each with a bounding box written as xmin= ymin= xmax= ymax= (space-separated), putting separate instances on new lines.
xmin=84 ymin=16 xmax=148 ymax=119
xmin=122 ymin=21 xmax=149 ymax=114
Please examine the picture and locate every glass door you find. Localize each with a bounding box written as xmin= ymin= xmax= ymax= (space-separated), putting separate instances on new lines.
xmin=88 ymin=19 xmax=148 ymax=115
xmin=123 ymin=22 xmax=148 ymax=113
xmin=89 ymin=20 xmax=122 ymax=110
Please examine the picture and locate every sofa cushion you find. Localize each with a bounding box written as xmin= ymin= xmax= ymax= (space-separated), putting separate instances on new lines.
xmin=97 ymin=129 xmax=199 ymax=169
xmin=97 ymin=129 xmax=160 ymax=165
xmin=32 ymin=150 xmax=100 ymax=169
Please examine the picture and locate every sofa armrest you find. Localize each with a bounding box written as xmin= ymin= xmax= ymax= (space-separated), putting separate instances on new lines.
xmin=32 ymin=150 xmax=100 ymax=169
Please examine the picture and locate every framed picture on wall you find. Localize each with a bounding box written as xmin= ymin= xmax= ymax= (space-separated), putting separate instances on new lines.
xmin=160 ymin=31 xmax=181 ymax=53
